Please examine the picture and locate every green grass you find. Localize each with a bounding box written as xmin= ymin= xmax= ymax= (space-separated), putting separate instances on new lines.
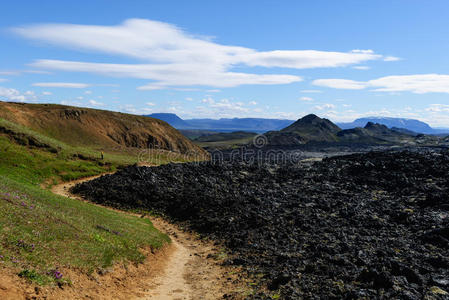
xmin=194 ymin=136 xmax=255 ymax=149
xmin=0 ymin=117 xmax=185 ymax=285
xmin=0 ymin=117 xmax=193 ymax=185
xmin=0 ymin=175 xmax=169 ymax=284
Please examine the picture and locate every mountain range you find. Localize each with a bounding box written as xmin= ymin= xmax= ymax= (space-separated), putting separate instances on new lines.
xmin=145 ymin=113 xmax=292 ymax=133
xmin=145 ymin=113 xmax=449 ymax=135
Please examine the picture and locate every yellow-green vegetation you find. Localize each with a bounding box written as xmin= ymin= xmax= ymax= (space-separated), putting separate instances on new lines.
xmin=194 ymin=137 xmax=256 ymax=149
xmin=0 ymin=176 xmax=169 ymax=284
xmin=0 ymin=115 xmax=194 ymax=285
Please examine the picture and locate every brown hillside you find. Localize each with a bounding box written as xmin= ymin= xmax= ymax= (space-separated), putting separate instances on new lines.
xmin=0 ymin=101 xmax=206 ymax=156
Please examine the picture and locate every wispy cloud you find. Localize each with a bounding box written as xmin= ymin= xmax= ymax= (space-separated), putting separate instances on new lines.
xmin=383 ymin=56 xmax=401 ymax=62
xmin=313 ymin=74 xmax=449 ymax=94
xmin=299 ymin=96 xmax=314 ymax=102
xmin=0 ymin=87 xmax=37 ymax=102
xmin=300 ymin=89 xmax=322 ymax=93
xmin=88 ymin=99 xmax=104 ymax=106
xmin=314 ymin=103 xmax=335 ymax=110
xmin=313 ymin=79 xmax=367 ymax=90
xmin=32 ymin=82 xmax=90 ymax=88
xmin=14 ymin=19 xmax=395 ymax=89
xmin=352 ymin=66 xmax=370 ymax=70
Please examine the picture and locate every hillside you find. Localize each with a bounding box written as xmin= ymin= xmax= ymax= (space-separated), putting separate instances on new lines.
xmin=0 ymin=102 xmax=211 ymax=297
xmin=265 ymin=114 xmax=341 ymax=145
xmin=337 ymin=122 xmax=414 ymax=144
xmin=0 ymin=101 xmax=205 ymax=157
xmin=262 ymin=115 xmax=442 ymax=147
xmin=281 ymin=114 xmax=341 ymax=142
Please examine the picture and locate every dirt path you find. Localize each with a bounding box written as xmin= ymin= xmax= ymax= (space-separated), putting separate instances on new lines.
xmin=51 ymin=175 xmax=244 ymax=300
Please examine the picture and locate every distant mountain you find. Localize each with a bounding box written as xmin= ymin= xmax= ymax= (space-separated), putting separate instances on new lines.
xmin=338 ymin=122 xmax=414 ymax=144
xmin=266 ymin=114 xmax=342 ymax=145
xmin=146 ymin=113 xmax=449 ymax=136
xmin=337 ymin=117 xmax=449 ymax=135
xmin=390 ymin=127 xmax=419 ymax=136
xmin=265 ymin=116 xmax=424 ymax=146
xmin=145 ymin=113 xmax=294 ymax=133
xmin=280 ymin=114 xmax=341 ymax=142
xmin=146 ymin=113 xmax=190 ymax=128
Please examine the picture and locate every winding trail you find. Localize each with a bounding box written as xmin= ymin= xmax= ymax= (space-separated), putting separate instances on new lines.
xmin=51 ymin=174 xmax=243 ymax=300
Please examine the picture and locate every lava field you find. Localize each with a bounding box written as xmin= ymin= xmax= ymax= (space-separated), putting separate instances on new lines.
xmin=72 ymin=150 xmax=449 ymax=299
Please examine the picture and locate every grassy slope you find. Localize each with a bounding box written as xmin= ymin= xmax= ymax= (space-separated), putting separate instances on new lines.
xmin=194 ymin=136 xmax=256 ymax=149
xmin=0 ymin=117 xmax=178 ymax=285
xmin=0 ymin=101 xmax=207 ymax=157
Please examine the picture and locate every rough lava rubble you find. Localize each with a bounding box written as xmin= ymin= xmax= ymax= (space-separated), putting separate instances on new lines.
xmin=72 ymin=150 xmax=449 ymax=299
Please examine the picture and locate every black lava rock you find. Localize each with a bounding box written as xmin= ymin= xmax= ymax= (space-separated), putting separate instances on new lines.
xmin=72 ymin=150 xmax=449 ymax=299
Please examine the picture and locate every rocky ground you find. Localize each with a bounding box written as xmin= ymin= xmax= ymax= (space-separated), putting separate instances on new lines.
xmin=72 ymin=149 xmax=449 ymax=299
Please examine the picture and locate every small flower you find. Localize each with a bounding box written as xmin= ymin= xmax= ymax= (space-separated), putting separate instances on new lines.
xmin=53 ymin=270 xmax=63 ymax=279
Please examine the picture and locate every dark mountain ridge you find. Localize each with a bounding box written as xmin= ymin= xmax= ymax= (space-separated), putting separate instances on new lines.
xmin=265 ymin=115 xmax=437 ymax=146
xmin=146 ymin=113 xmax=449 ymax=135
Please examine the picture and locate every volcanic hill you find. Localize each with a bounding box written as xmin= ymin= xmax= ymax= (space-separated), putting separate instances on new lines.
xmin=264 ymin=114 xmax=431 ymax=146
xmin=0 ymin=101 xmax=205 ymax=156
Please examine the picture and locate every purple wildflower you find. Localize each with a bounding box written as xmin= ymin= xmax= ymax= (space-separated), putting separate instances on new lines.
xmin=53 ymin=270 xmax=63 ymax=279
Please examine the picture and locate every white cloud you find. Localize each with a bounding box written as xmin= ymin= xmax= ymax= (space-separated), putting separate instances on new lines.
xmin=313 ymin=79 xmax=367 ymax=90
xmin=299 ymin=96 xmax=314 ymax=102
xmin=42 ymin=91 xmax=52 ymax=95
xmin=185 ymin=97 xmax=193 ymax=101
xmin=314 ymin=103 xmax=336 ymax=110
xmin=353 ymin=66 xmax=370 ymax=70
xmin=206 ymin=89 xmax=221 ymax=93
xmin=248 ymin=100 xmax=257 ymax=105
xmin=0 ymin=87 xmax=37 ymax=102
xmin=14 ymin=19 xmax=395 ymax=89
xmin=426 ymin=104 xmax=449 ymax=112
xmin=88 ymin=99 xmax=104 ymax=106
xmin=201 ymin=96 xmax=215 ymax=104
xmin=32 ymin=82 xmax=90 ymax=88
xmin=146 ymin=102 xmax=156 ymax=106
xmin=383 ymin=56 xmax=401 ymax=62
xmin=300 ymin=89 xmax=322 ymax=93
xmin=0 ymin=71 xmax=19 ymax=76
xmin=84 ymin=90 xmax=92 ymax=94
xmin=313 ymin=74 xmax=449 ymax=94
xmin=0 ymin=78 xmax=7 ymax=82
xmin=60 ymin=100 xmax=83 ymax=106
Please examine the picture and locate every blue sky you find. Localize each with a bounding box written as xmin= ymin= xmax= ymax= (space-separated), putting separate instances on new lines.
xmin=1 ymin=0 xmax=449 ymax=126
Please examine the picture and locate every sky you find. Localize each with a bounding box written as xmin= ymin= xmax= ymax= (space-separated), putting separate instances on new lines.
xmin=1 ymin=0 xmax=449 ymax=127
